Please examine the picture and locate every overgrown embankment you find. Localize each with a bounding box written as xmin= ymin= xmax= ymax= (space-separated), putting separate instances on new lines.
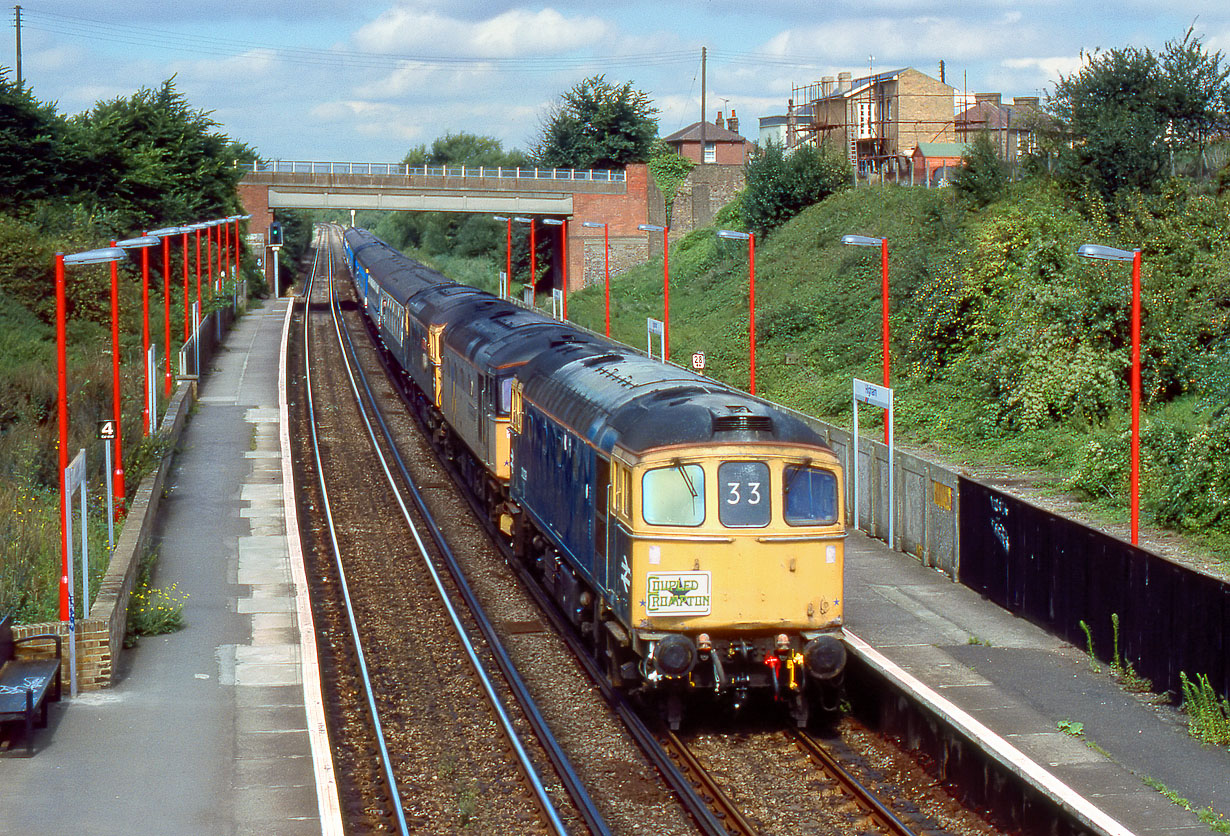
xmin=563 ymin=180 xmax=1230 ymax=569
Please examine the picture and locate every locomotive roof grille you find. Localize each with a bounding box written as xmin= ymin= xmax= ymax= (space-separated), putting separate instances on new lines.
xmin=581 ymin=353 xmax=623 ymax=366
xmin=712 ymin=414 xmax=774 ymax=433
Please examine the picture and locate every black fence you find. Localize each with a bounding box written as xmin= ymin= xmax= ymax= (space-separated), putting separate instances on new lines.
xmin=959 ymin=477 xmax=1229 ymax=700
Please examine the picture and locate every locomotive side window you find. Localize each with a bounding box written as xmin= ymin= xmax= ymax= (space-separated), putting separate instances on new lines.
xmin=783 ymin=466 xmax=839 ymax=526
xmin=509 ymin=381 xmax=524 ymax=432
xmin=612 ymin=464 xmax=631 ymax=518
xmin=498 ymin=377 xmax=514 ymax=415
xmin=718 ymin=461 xmax=771 ymax=527
xmin=642 ymin=464 xmax=705 ymax=527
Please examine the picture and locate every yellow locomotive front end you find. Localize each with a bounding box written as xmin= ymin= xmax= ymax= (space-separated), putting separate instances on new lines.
xmin=608 ymin=441 xmax=846 ymax=723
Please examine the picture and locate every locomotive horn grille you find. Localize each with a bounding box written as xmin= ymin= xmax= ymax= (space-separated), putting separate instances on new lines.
xmin=712 ymin=414 xmax=773 ymax=432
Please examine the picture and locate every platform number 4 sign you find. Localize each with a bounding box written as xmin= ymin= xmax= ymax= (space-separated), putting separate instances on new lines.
xmin=97 ymin=420 xmax=116 ymax=440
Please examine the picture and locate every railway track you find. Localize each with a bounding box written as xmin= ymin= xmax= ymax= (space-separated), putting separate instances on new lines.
xmin=298 ymin=224 xmax=1001 ymax=836
xmin=290 ymin=225 xmax=607 ymax=834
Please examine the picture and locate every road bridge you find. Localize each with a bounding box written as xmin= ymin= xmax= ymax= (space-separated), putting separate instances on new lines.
xmin=238 ymin=162 xmax=658 ymax=292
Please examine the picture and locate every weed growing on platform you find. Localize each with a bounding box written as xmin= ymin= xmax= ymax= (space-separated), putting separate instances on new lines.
xmin=1057 ymin=719 xmax=1084 ymax=736
xmin=1108 ymin=613 xmax=1152 ymax=692
xmin=1143 ymin=776 xmax=1230 ymax=832
xmin=1078 ymin=620 xmax=1100 ymax=673
xmin=125 ymin=553 xmax=187 ymax=645
xmin=1179 ymin=672 xmax=1230 ymax=746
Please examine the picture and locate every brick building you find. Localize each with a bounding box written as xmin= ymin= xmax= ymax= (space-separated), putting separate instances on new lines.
xmin=788 ymin=67 xmax=956 ymax=179
xmin=662 ymin=111 xmax=750 ymax=164
xmin=955 ymin=93 xmax=1046 ymax=169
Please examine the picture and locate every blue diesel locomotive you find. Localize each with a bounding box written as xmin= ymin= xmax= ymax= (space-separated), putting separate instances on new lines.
xmin=342 ymin=227 xmax=847 ymax=726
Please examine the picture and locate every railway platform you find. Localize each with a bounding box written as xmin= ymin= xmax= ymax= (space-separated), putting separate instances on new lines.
xmin=845 ymin=530 xmax=1228 ymax=834
xmin=1 ymin=282 xmax=1225 ymax=835
xmin=0 ymin=297 xmax=339 ymax=836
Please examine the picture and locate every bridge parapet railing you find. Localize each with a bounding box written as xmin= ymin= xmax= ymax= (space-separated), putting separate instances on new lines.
xmin=247 ymin=160 xmax=626 ymax=182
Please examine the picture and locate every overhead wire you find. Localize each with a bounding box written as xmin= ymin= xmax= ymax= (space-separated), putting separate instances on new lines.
xmin=18 ymin=9 xmax=707 ymax=74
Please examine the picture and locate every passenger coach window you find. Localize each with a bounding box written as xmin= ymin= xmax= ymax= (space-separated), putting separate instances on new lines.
xmin=783 ymin=466 xmax=839 ymax=525
xmin=642 ymin=464 xmax=705 ymax=526
xmin=719 ymin=461 xmax=770 ymax=527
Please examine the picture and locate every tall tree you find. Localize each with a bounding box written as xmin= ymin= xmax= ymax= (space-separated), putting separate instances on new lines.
xmin=0 ymin=70 xmax=77 ymax=211
xmin=68 ymin=77 xmax=245 ymax=231
xmin=1046 ymin=31 xmax=1230 ymax=196
xmin=1158 ymin=28 xmax=1230 ymax=167
xmin=1048 ymin=46 xmax=1167 ymax=197
xmin=534 ymin=75 xmax=658 ymax=169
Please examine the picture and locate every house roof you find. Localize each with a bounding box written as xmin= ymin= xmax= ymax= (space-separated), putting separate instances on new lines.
xmin=955 ymin=100 xmax=1045 ymax=131
xmin=914 ymin=142 xmax=969 ymax=158
xmin=662 ymin=121 xmax=747 ymax=144
xmin=816 ymin=68 xmax=909 ymax=100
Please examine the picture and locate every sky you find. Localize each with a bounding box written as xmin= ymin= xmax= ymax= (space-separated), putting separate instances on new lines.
xmin=5 ymin=1 xmax=1229 ymax=164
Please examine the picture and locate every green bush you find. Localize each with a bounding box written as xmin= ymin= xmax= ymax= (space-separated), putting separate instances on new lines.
xmin=741 ymin=141 xmax=850 ymax=235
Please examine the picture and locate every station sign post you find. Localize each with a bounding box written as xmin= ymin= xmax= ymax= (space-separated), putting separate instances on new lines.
xmin=62 ymin=448 xmax=88 ymax=697
xmin=97 ymin=420 xmax=116 ymax=550
xmin=647 ymin=318 xmax=665 ymax=362
xmin=852 ymin=378 xmax=895 ymax=548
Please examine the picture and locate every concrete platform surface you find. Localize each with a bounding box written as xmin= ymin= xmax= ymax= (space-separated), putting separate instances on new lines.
xmin=846 ymin=530 xmax=1229 ymax=834
xmin=0 ymin=299 xmax=329 ymax=836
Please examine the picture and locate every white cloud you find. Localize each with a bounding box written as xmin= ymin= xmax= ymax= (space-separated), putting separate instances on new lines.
xmin=1001 ymin=55 xmax=1085 ymax=86
xmin=353 ymin=6 xmax=610 ymax=57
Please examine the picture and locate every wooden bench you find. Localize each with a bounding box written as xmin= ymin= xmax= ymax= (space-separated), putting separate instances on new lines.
xmin=0 ymin=615 xmax=62 ymax=755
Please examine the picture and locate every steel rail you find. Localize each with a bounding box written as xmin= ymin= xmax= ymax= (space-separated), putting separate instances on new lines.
xmin=349 ymin=301 xmax=739 ymax=836
xmin=656 ymin=726 xmax=759 ymax=836
xmin=318 ymin=226 xmax=584 ymax=836
xmin=327 ymin=235 xmax=614 ymax=836
xmin=787 ymin=728 xmax=921 ymax=836
xmin=301 ymin=229 xmax=411 ymax=836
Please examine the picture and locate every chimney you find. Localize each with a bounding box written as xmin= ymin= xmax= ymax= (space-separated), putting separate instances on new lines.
xmin=1012 ymin=96 xmax=1039 ymax=108
xmin=727 ymin=110 xmax=739 ymax=134
xmin=715 ymin=111 xmax=724 ymax=130
xmin=822 ymin=75 xmax=835 ymax=97
xmin=975 ymin=92 xmax=1003 ymax=106
xmin=837 ymin=71 xmax=852 ymax=93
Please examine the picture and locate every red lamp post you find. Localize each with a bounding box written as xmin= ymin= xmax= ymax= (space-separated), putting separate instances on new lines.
xmin=581 ymin=221 xmax=610 ymax=336
xmin=190 ymin=222 xmax=205 ymax=320
xmin=493 ymin=215 xmax=512 ymax=297
xmin=638 ymin=223 xmax=670 ymax=361
xmin=1079 ymin=243 xmax=1144 ymax=545
xmin=116 ymin=235 xmax=160 ymax=437
xmin=149 ymin=227 xmax=180 ymax=397
xmin=180 ymin=228 xmax=191 ymax=342
xmin=842 ymin=234 xmax=891 ymax=444
xmin=222 ymin=219 xmax=231 ymax=286
xmin=56 ymin=246 xmax=126 ymax=620
xmin=541 ymin=218 xmax=569 ymax=320
xmin=718 ymin=230 xmax=758 ymax=394
xmin=515 ymin=217 xmax=535 ymax=305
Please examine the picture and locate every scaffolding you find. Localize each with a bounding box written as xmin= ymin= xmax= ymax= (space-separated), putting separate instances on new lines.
xmin=787 ymin=69 xmax=959 ymax=179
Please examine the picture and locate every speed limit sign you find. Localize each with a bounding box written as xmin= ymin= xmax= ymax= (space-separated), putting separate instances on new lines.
xmin=691 ymin=351 xmax=706 ymax=371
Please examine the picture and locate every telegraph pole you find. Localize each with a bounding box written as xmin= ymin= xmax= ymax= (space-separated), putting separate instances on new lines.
xmin=15 ymin=5 xmax=22 ymax=86
xmin=700 ymin=47 xmax=706 ymax=161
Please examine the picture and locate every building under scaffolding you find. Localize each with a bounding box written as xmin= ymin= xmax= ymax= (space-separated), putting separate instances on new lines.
xmin=788 ymin=67 xmax=957 ymax=180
